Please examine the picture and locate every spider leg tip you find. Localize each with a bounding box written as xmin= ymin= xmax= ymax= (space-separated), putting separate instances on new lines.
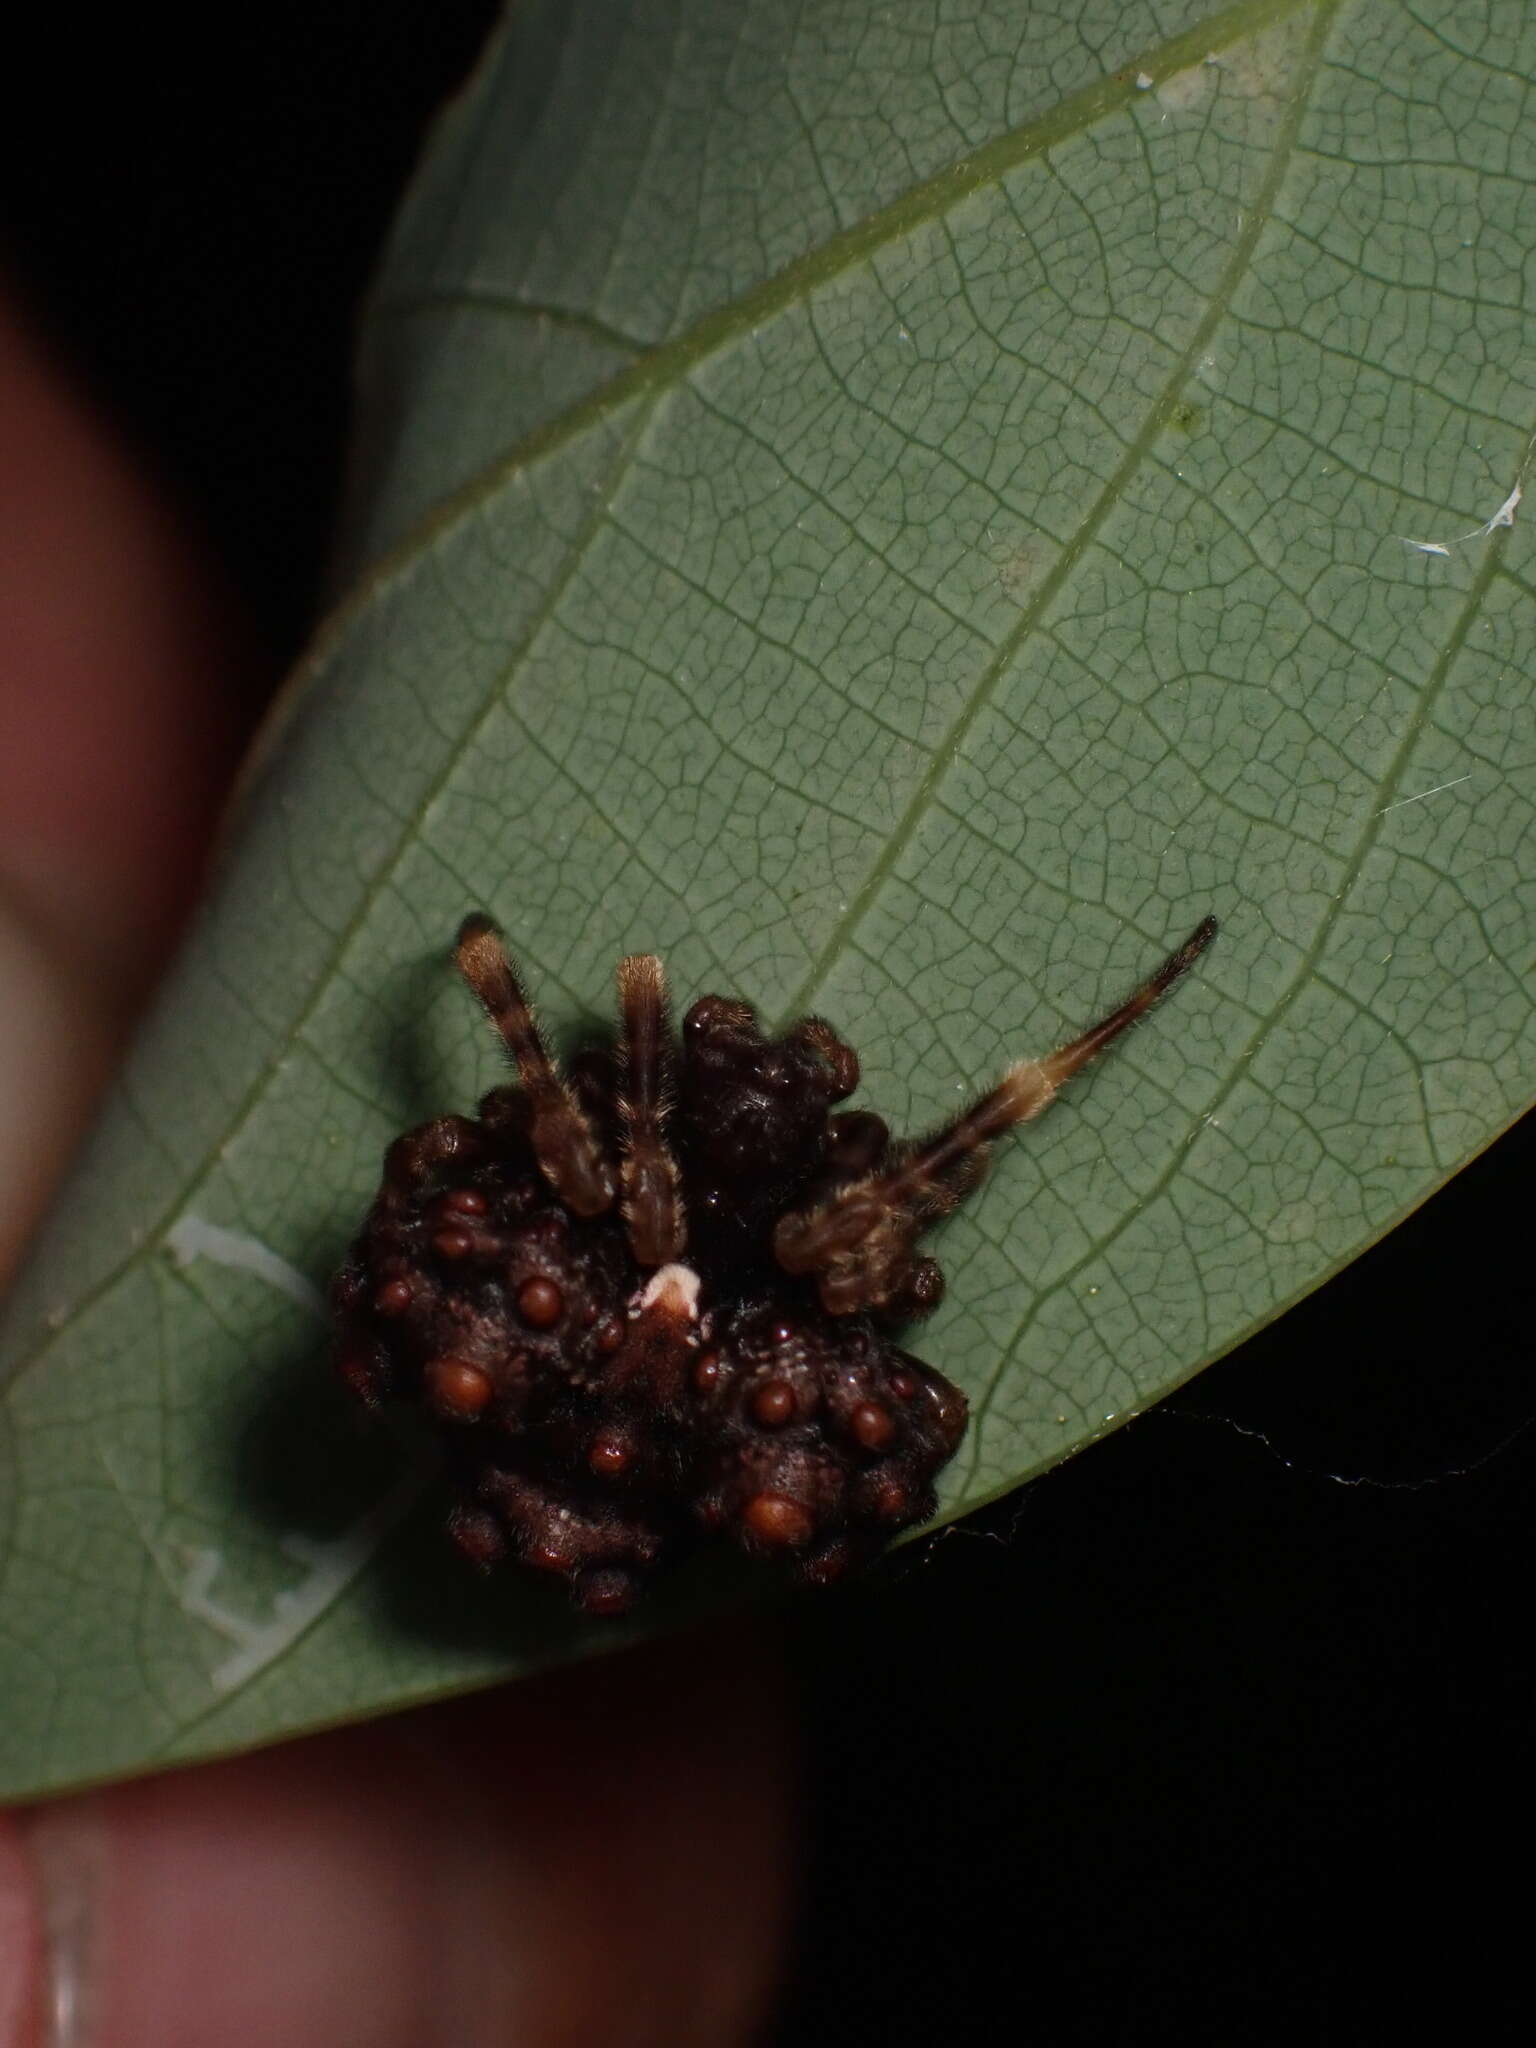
xmin=454 ymin=910 xmax=505 ymax=965
xmin=617 ymin=951 xmax=667 ymax=991
xmin=1157 ymin=914 xmax=1219 ymax=989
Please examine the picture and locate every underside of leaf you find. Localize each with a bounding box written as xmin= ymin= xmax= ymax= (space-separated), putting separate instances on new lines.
xmin=1 ymin=0 xmax=1532 ymax=1798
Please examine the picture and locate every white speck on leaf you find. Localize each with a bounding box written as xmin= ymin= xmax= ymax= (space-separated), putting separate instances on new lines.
xmin=174 ymin=1472 xmax=425 ymax=1691
xmin=1378 ymin=774 xmax=1472 ymax=815
xmin=1397 ymin=434 xmax=1532 ymax=556
xmin=165 ymin=1215 xmax=327 ymax=1322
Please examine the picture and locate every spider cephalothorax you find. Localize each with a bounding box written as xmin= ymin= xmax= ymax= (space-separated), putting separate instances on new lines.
xmin=332 ymin=914 xmax=1216 ymax=1614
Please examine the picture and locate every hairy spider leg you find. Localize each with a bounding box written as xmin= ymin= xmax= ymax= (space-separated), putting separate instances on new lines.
xmin=774 ymin=916 xmax=1218 ymax=1314
xmin=783 ymin=1016 xmax=861 ymax=1100
xmin=454 ymin=914 xmax=616 ymax=1216
xmin=615 ymin=953 xmax=686 ymax=1266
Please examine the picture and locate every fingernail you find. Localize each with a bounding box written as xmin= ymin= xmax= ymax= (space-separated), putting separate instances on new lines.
xmin=19 ymin=1802 xmax=108 ymax=2048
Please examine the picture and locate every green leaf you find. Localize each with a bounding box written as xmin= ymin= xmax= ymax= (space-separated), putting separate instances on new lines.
xmin=3 ymin=0 xmax=1534 ymax=1798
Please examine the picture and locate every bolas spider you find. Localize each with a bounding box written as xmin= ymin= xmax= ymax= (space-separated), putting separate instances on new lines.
xmin=331 ymin=914 xmax=1217 ymax=1614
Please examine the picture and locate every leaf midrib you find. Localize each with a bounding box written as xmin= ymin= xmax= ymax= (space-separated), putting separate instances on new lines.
xmin=5 ymin=0 xmax=1316 ymax=1395
xmin=291 ymin=0 xmax=1314 ymax=691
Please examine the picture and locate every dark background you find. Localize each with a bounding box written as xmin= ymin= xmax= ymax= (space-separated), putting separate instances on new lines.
xmin=5 ymin=14 xmax=1531 ymax=2043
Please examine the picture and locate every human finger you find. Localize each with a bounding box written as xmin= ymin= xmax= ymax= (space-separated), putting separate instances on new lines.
xmin=0 ymin=292 xmax=248 ymax=1280
xmin=4 ymin=1627 xmax=790 ymax=2048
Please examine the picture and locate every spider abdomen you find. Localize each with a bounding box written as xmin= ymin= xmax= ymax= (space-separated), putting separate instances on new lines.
xmin=332 ymin=1109 xmax=968 ymax=1613
xmin=332 ymin=915 xmax=1214 ymax=1614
